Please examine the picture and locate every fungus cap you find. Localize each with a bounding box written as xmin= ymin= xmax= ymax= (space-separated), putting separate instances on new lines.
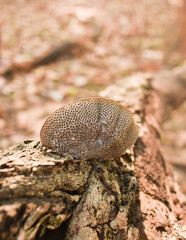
xmin=40 ymin=97 xmax=138 ymax=160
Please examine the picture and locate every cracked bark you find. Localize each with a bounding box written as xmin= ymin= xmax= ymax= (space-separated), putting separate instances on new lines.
xmin=0 ymin=74 xmax=185 ymax=240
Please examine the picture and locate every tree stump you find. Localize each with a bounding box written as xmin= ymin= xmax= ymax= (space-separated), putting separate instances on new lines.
xmin=0 ymin=73 xmax=185 ymax=240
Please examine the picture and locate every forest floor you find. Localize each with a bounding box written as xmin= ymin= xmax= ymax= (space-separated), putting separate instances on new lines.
xmin=0 ymin=0 xmax=186 ymax=194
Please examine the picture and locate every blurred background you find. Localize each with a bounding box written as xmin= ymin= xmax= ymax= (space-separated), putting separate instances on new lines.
xmin=0 ymin=0 xmax=186 ymax=194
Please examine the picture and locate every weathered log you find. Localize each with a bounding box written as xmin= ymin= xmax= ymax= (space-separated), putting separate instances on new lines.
xmin=153 ymin=66 xmax=186 ymax=122
xmin=0 ymin=41 xmax=86 ymax=79
xmin=0 ymin=73 xmax=185 ymax=240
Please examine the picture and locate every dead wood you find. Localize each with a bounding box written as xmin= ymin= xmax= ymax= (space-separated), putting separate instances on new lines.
xmin=0 ymin=74 xmax=185 ymax=240
xmin=153 ymin=66 xmax=186 ymax=122
xmin=0 ymin=41 xmax=86 ymax=79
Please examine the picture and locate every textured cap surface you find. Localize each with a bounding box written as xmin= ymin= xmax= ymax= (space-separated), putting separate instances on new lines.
xmin=40 ymin=97 xmax=138 ymax=160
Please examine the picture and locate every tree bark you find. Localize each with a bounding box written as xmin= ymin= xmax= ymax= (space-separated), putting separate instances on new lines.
xmin=0 ymin=74 xmax=185 ymax=240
